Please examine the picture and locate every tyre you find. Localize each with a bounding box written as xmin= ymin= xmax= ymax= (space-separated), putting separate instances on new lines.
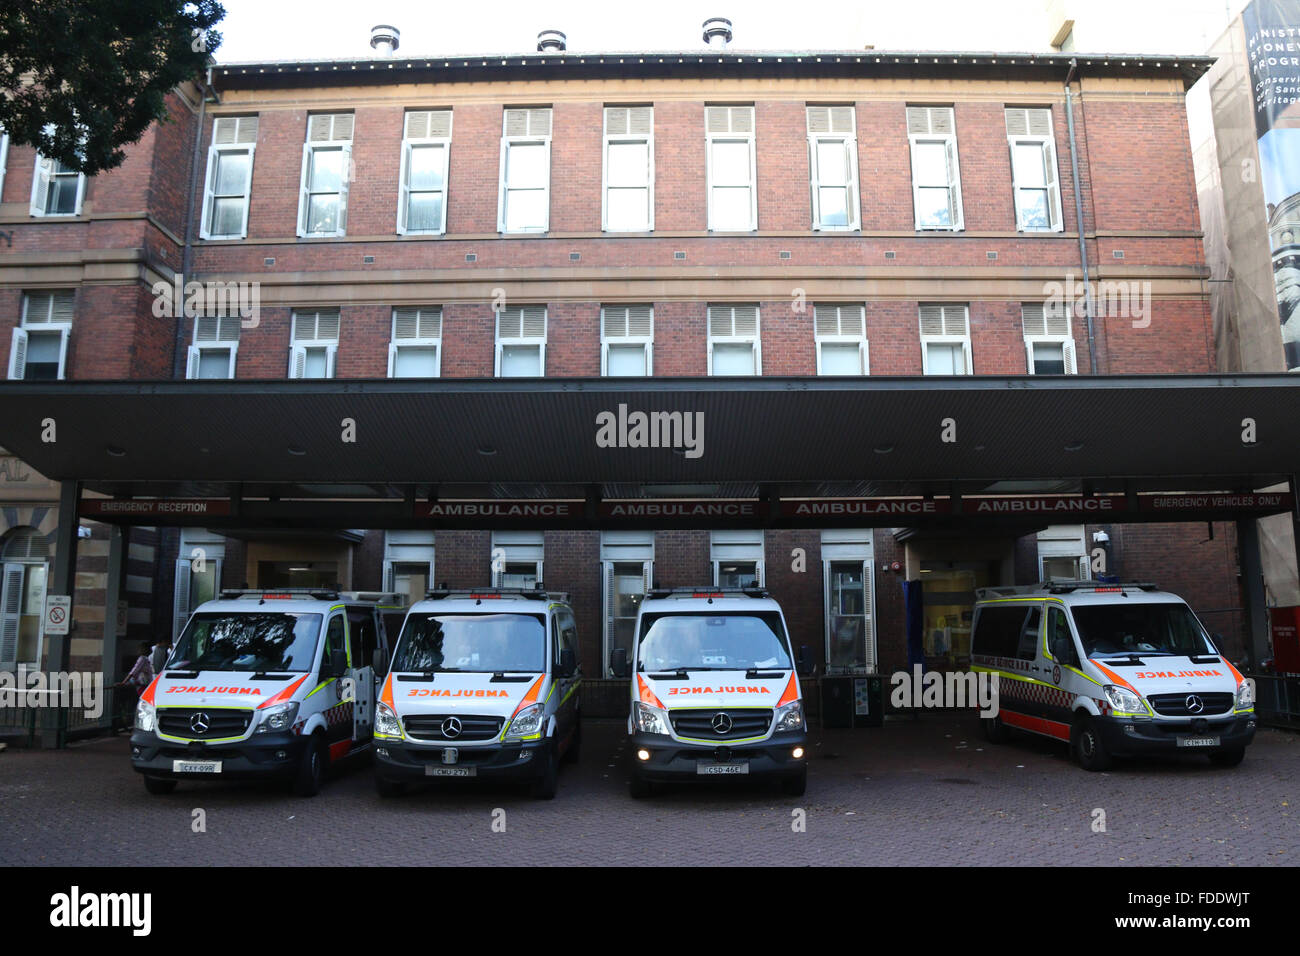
xmin=291 ymin=735 xmax=326 ymax=797
xmin=780 ymin=767 xmax=808 ymax=796
xmin=629 ymin=771 xmax=654 ymax=799
xmin=530 ymin=744 xmax=559 ymax=800
xmin=982 ymin=713 xmax=1007 ymax=743
xmin=374 ymin=775 xmax=407 ymax=797
xmin=143 ymin=775 xmax=177 ymax=795
xmin=1072 ymin=716 xmax=1112 ymax=771
xmin=1209 ymin=747 xmax=1245 ymax=767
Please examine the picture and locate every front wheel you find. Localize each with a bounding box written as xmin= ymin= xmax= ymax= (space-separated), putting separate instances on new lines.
xmin=1209 ymin=748 xmax=1246 ymax=767
xmin=563 ymin=718 xmax=582 ymax=764
xmin=982 ymin=713 xmax=1008 ymax=744
xmin=291 ymin=736 xmax=326 ymax=797
xmin=530 ymin=744 xmax=559 ymax=800
xmin=780 ymin=767 xmax=807 ymax=796
xmin=1072 ymin=716 xmax=1112 ymax=772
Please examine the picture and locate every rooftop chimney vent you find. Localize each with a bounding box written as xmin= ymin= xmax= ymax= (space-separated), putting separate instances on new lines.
xmin=702 ymin=17 xmax=732 ymax=48
xmin=537 ymin=29 xmax=567 ymax=53
xmin=370 ymin=24 xmax=400 ymax=56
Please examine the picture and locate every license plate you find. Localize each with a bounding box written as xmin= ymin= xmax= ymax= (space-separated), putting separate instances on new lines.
xmin=697 ymin=760 xmax=749 ymax=775
xmin=1177 ymin=736 xmax=1220 ymax=748
xmin=425 ymin=765 xmax=475 ymax=777
xmin=172 ymin=760 xmax=221 ymax=774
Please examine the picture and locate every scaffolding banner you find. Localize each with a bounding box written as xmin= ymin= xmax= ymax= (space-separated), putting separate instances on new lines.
xmin=1242 ymin=0 xmax=1300 ymax=368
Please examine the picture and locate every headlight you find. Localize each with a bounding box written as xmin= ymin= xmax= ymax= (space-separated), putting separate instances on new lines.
xmin=775 ymin=699 xmax=804 ymax=733
xmin=1103 ymin=684 xmax=1146 ymax=714
xmin=255 ymin=701 xmax=299 ymax=734
xmin=135 ymin=699 xmax=155 ymax=733
xmin=505 ymin=702 xmax=546 ymax=740
xmin=634 ymin=701 xmax=671 ymax=736
xmin=1236 ymin=679 xmax=1255 ymax=710
xmin=374 ymin=702 xmax=401 ymax=737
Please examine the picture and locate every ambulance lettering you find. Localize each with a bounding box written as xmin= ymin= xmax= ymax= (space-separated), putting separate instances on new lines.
xmin=665 ymin=686 xmax=766 ymax=695
xmin=405 ymin=688 xmax=511 ymax=697
xmin=167 ymin=685 xmax=262 ymax=695
xmin=1132 ymin=670 xmax=1224 ymax=679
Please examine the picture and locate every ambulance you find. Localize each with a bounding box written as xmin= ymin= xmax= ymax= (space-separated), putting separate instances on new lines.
xmin=618 ymin=587 xmax=807 ymax=797
xmin=130 ymin=589 xmax=403 ymax=796
xmin=971 ymin=581 xmax=1256 ymax=770
xmin=372 ymin=588 xmax=581 ymax=799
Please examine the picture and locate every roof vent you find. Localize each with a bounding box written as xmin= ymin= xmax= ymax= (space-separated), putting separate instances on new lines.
xmin=702 ymin=17 xmax=732 ymax=48
xmin=370 ymin=24 xmax=400 ymax=56
xmin=537 ymin=29 xmax=567 ymax=53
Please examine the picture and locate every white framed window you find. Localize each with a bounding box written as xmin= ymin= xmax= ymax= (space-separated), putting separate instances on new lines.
xmin=398 ymin=110 xmax=451 ymax=235
xmin=186 ymin=316 xmax=240 ymax=380
xmin=707 ymin=304 xmax=760 ymax=375
xmin=705 ymin=105 xmax=757 ymax=231
xmin=601 ymin=305 xmax=653 ymax=376
xmin=30 ymin=129 xmax=87 ymax=218
xmin=1022 ymin=302 xmax=1077 ymax=374
xmin=711 ymin=531 xmax=765 ymax=588
xmin=906 ymin=106 xmax=964 ymax=231
xmin=603 ymin=106 xmax=654 ymax=232
xmin=491 ymin=531 xmax=543 ymax=589
xmin=919 ymin=304 xmax=971 ymax=375
xmin=601 ymin=532 xmax=653 ymax=675
xmin=495 ymin=305 xmax=547 ymax=377
xmin=814 ymin=304 xmax=869 ymax=375
xmin=822 ymin=529 xmax=876 ymax=672
xmin=388 ymin=307 xmax=442 ymax=378
xmin=498 ymin=108 xmax=552 ymax=233
xmin=0 ymin=126 xmax=9 ymax=202
xmin=200 ymin=116 xmax=258 ymax=239
xmin=288 ymin=309 xmax=340 ymax=379
xmin=807 ymin=106 xmax=859 ymax=231
xmin=384 ymin=531 xmax=436 ymax=607
xmin=173 ymin=529 xmax=226 ymax=640
xmin=297 ymin=113 xmax=353 ymax=237
xmin=1006 ymin=108 xmax=1063 ymax=232
xmin=9 ymin=290 xmax=74 ymax=380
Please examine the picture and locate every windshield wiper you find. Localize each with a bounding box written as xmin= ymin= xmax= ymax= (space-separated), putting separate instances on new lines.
xmin=1092 ymin=655 xmax=1146 ymax=665
xmin=745 ymin=667 xmax=790 ymax=679
xmin=490 ymin=672 xmax=536 ymax=682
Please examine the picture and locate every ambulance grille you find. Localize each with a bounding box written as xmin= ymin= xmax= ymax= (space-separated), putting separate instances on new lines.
xmin=1146 ymin=693 xmax=1234 ymax=717
xmin=157 ymin=708 xmax=253 ymax=739
xmin=403 ymin=714 xmax=504 ymax=741
xmin=670 ymin=709 xmax=773 ymax=739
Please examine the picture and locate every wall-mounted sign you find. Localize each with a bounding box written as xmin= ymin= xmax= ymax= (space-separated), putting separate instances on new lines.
xmin=45 ymin=595 xmax=71 ymax=636
xmin=425 ymin=501 xmax=580 ymax=519
xmin=80 ymin=499 xmax=232 ymax=518
xmin=599 ymin=500 xmax=765 ymax=519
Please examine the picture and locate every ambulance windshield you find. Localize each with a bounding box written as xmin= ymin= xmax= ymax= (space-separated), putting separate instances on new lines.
xmin=170 ymin=613 xmax=323 ymax=672
xmin=637 ymin=612 xmax=792 ymax=671
xmin=393 ymin=612 xmax=546 ymax=673
xmin=1072 ymin=602 xmax=1217 ymax=659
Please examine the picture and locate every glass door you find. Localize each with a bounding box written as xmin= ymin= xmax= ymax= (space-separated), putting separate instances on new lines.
xmin=826 ymin=560 xmax=873 ymax=671
xmin=604 ymin=561 xmax=647 ymax=676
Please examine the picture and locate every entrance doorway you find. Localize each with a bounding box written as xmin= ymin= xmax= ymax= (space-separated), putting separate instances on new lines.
xmin=0 ymin=528 xmax=49 ymax=669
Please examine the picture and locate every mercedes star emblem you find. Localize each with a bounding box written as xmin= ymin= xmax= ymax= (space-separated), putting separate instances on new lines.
xmin=441 ymin=716 xmax=463 ymax=739
xmin=711 ymin=712 xmax=733 ymax=735
xmin=1185 ymin=695 xmax=1204 ymax=714
xmin=189 ymin=712 xmax=210 ymax=734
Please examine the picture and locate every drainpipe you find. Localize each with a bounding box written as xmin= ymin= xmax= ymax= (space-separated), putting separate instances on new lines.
xmin=1064 ymin=58 xmax=1097 ymax=374
xmin=173 ymin=67 xmax=212 ymax=379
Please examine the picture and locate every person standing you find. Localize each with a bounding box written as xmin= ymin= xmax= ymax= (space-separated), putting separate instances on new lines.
xmin=150 ymin=636 xmax=172 ymax=675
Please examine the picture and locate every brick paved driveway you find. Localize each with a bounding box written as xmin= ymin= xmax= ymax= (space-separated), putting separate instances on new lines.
xmin=1 ymin=716 xmax=1296 ymax=866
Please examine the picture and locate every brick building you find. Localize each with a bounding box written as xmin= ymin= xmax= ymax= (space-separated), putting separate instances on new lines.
xmin=0 ymin=27 xmax=1266 ymax=704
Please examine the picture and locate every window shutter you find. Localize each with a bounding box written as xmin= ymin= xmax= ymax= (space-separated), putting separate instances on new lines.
xmin=214 ymin=116 xmax=258 ymax=145
xmin=1044 ymin=138 xmax=1062 ymax=230
xmin=1025 ymin=339 xmax=1037 ymax=373
xmin=806 ymin=106 xmax=854 ymax=135
xmin=946 ymin=139 xmax=963 ymax=227
xmin=297 ymin=142 xmax=311 ymax=237
xmin=172 ymin=559 xmax=191 ymax=641
xmin=55 ymin=328 xmax=69 ymax=380
xmin=29 ymin=156 xmax=52 ymax=215
xmin=387 ymin=341 xmax=398 ymax=377
xmin=497 ymin=308 xmax=522 ymax=339
xmin=7 ymin=328 xmax=27 ymax=379
xmin=336 ymin=143 xmax=352 ymax=235
xmin=200 ymin=146 xmax=218 ymax=238
xmin=1022 ymin=303 xmax=1047 ymax=337
xmin=186 ymin=346 xmax=200 ymax=379
xmin=918 ymin=305 xmax=946 ymax=337
xmin=627 ymin=305 xmax=652 ymax=337
xmin=707 ymin=106 xmax=753 ymax=134
xmin=861 ymin=339 xmax=870 ymax=375
xmin=397 ymin=142 xmax=411 ymax=234
xmin=603 ymin=307 xmax=628 ymax=337
xmin=605 ymin=108 xmax=628 ymax=135
xmin=289 ymin=346 xmax=307 ymax=379
xmin=505 ymin=108 xmax=551 ymax=137
xmin=394 ymin=307 xmax=441 ymax=340
xmin=521 ymin=306 xmax=546 ymax=338
xmin=405 ymin=110 xmax=451 ymax=140
xmin=308 ymin=113 xmax=353 ymax=143
xmin=325 ymin=344 xmax=337 ymax=378
xmin=0 ymin=563 xmax=23 ymax=668
xmin=1062 ymin=338 xmax=1077 ymax=374
xmin=907 ymin=106 xmax=953 ymax=135
xmin=1005 ymin=108 xmax=1030 ymax=136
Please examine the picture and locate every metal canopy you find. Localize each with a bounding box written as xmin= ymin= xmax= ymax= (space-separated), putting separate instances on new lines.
xmin=0 ymin=375 xmax=1296 ymax=494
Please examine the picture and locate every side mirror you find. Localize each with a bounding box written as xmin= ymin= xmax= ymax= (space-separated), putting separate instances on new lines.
xmin=610 ymin=647 xmax=629 ymax=679
xmin=557 ymin=647 xmax=576 ymax=678
xmin=371 ymin=646 xmax=389 ymax=677
xmin=796 ymin=644 xmax=812 ymax=676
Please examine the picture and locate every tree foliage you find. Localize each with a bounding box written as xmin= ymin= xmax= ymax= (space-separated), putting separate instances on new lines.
xmin=0 ymin=0 xmax=225 ymax=175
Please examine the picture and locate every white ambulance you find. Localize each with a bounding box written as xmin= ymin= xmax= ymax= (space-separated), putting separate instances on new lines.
xmin=617 ymin=587 xmax=808 ymax=797
xmin=131 ymin=589 xmax=403 ymax=796
xmin=971 ymin=581 xmax=1256 ymax=770
xmin=372 ymin=588 xmax=581 ymax=799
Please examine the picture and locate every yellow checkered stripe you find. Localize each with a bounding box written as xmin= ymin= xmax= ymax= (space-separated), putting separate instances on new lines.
xmin=322 ymin=700 xmax=353 ymax=728
xmin=998 ymin=673 xmax=1075 ymax=711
